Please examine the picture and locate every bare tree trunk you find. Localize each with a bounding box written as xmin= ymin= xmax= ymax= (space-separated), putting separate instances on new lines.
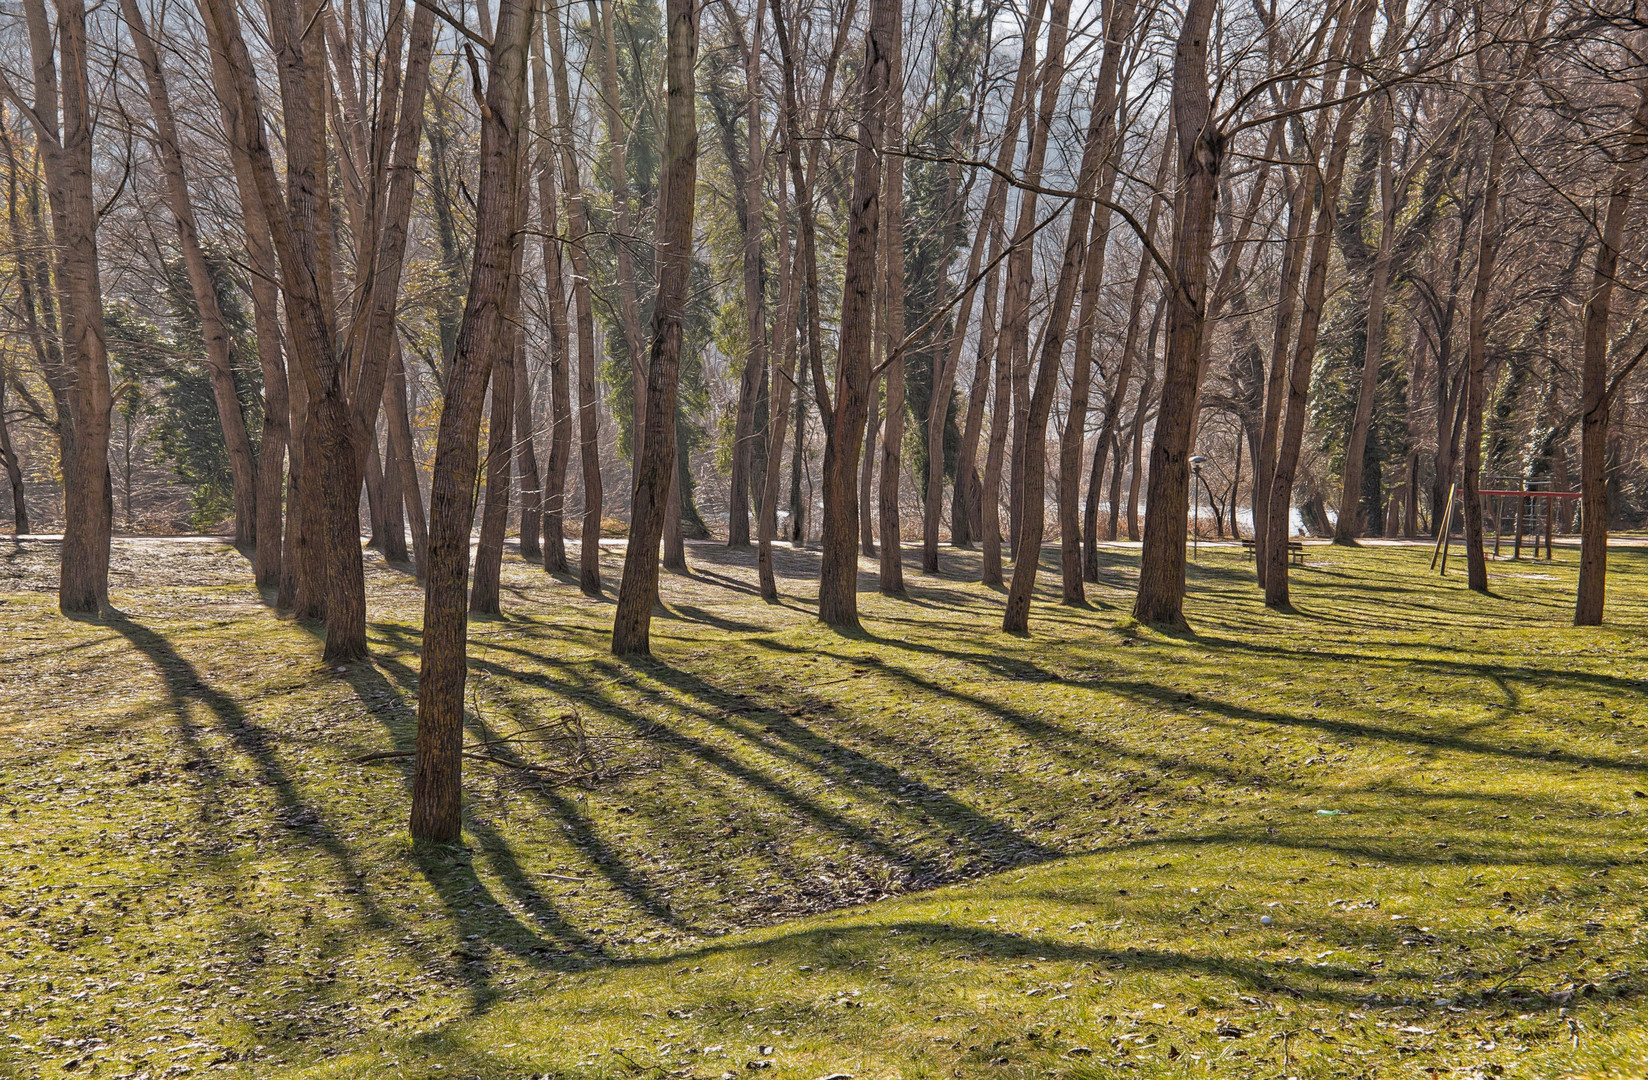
xmin=1051 ymin=0 xmax=1139 ymax=604
xmin=1576 ymin=54 xmax=1648 ymax=624
xmin=380 ymin=423 xmax=410 ymax=561
xmin=203 ymin=23 xmax=288 ymax=592
xmin=1000 ymin=0 xmax=1070 ymax=557
xmin=590 ymin=0 xmax=649 ymax=480
xmin=385 ymin=341 xmax=427 ymax=577
xmin=515 ymin=342 xmax=543 ymax=561
xmin=0 ymin=375 xmax=27 ymax=532
xmin=877 ymin=26 xmax=907 ymax=597
xmin=24 ymin=0 xmax=113 ymax=615
xmin=1333 ymin=22 xmax=1402 ymax=543
xmin=545 ymin=0 xmax=605 ymax=596
xmin=121 ymin=0 xmax=259 ymax=549
xmin=1085 ymin=133 xmax=1171 ymax=580
xmin=771 ymin=0 xmax=854 ymax=557
xmin=816 ymin=0 xmax=899 ymax=630
xmin=1263 ymin=1 xmax=1374 ymax=609
xmin=1131 ymin=0 xmax=1220 ymax=628
xmin=611 ymin=0 xmax=698 ymax=655
xmin=471 ymin=341 xmax=516 ymax=615
xmin=1007 ymin=0 xmax=1134 ymax=628
xmin=1126 ymin=342 xmax=1156 ymax=541
xmin=927 ymin=0 xmax=1044 ymax=569
xmin=758 ymin=134 xmax=798 ymax=600
xmin=980 ymin=312 xmax=1014 ymax=586
xmin=728 ymin=0 xmax=768 ymax=548
xmin=532 ymin=20 xmax=573 ymax=574
xmin=860 ymin=376 xmax=880 ymax=558
xmin=1253 ymin=165 xmax=1312 ymax=585
xmin=412 ymin=0 xmax=534 ymax=843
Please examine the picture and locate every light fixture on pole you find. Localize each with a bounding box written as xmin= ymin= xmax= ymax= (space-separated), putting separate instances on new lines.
xmin=1189 ymin=455 xmax=1207 ymax=561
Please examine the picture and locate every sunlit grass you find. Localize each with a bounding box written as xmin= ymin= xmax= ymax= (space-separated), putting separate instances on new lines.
xmin=1 ymin=535 xmax=1644 ymax=1078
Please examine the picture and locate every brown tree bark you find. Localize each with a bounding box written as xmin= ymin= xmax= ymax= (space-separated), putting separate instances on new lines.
xmin=0 ymin=373 xmax=25 ymax=533
xmin=515 ymin=342 xmax=543 ymax=562
xmin=532 ymin=17 xmax=573 ymax=575
xmin=1263 ymin=0 xmax=1375 ymax=609
xmin=1461 ymin=6 xmax=1551 ymax=593
xmin=202 ymin=27 xmax=288 ymax=593
xmin=1131 ymin=0 xmax=1221 ymax=628
xmin=611 ymin=0 xmax=699 ymax=656
xmin=411 ymin=0 xmax=535 ymax=844
xmin=1085 ymin=133 xmax=1172 ymax=576
xmin=385 ymin=341 xmax=427 ymax=578
xmin=545 ymin=0 xmax=605 ymax=596
xmin=471 ymin=341 xmax=517 ymax=616
xmin=1055 ymin=0 xmax=1138 ymax=603
xmin=861 ymin=372 xmax=880 ymax=559
xmin=22 ymin=0 xmax=112 ymax=615
xmin=758 ymin=134 xmax=798 ymax=600
xmin=728 ymin=0 xmax=768 ymax=549
xmin=121 ymin=0 xmax=259 ymax=550
xmin=980 ymin=301 xmax=1014 ymax=586
xmin=1006 ymin=0 xmax=1135 ymax=629
xmin=816 ymin=0 xmax=899 ymax=630
xmin=590 ymin=0 xmax=650 ymax=483
xmin=999 ymin=0 xmax=1072 ymax=555
xmin=1575 ymin=54 xmax=1648 ymax=624
xmin=1333 ymin=12 xmax=1403 ymax=543
xmin=877 ymin=21 xmax=907 ymax=597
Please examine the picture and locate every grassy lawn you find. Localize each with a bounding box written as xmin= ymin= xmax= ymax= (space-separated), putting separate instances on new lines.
xmin=2 ymin=536 xmax=1646 ymax=1079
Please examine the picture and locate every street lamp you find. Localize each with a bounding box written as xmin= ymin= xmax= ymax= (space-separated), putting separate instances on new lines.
xmin=1189 ymin=455 xmax=1207 ymax=560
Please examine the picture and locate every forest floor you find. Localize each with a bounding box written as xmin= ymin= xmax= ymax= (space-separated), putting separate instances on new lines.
xmin=2 ymin=534 xmax=1647 ymax=1079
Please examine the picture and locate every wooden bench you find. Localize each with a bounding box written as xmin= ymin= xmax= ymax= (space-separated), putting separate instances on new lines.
xmin=1240 ymin=537 xmax=1305 ymax=565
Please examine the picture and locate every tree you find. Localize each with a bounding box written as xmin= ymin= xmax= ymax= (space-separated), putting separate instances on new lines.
xmin=1131 ymin=0 xmax=1221 ymax=628
xmin=611 ymin=0 xmax=700 ymax=655
xmin=815 ymin=0 xmax=899 ymax=630
xmin=411 ymin=0 xmax=536 ymax=844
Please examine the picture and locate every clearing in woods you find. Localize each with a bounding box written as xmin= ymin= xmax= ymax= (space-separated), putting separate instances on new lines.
xmin=1 ymin=537 xmax=1646 ymax=1078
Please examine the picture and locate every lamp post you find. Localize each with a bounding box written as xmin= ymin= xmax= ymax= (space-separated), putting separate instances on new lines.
xmin=1189 ymin=455 xmax=1207 ymax=560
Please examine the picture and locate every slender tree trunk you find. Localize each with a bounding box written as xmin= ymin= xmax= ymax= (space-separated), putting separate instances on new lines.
xmin=24 ymin=0 xmax=112 ymax=615
xmin=1263 ymin=1 xmax=1374 ymax=609
xmin=1000 ymin=0 xmax=1070 ymax=556
xmin=205 ymin=26 xmax=288 ymax=591
xmin=860 ymin=376 xmax=880 ymax=558
xmin=980 ymin=305 xmax=1014 ymax=586
xmin=385 ymin=341 xmax=427 ymax=577
xmin=1131 ymin=0 xmax=1220 ymax=628
xmin=1007 ymin=0 xmax=1133 ymax=628
xmin=1333 ymin=24 xmax=1401 ymax=544
xmin=1253 ymin=167 xmax=1312 ymax=584
xmin=515 ymin=342 xmax=543 ymax=561
xmin=411 ymin=0 xmax=534 ymax=843
xmin=817 ymin=0 xmax=899 ymax=629
xmin=122 ymin=0 xmax=259 ymax=549
xmin=728 ymin=0 xmax=768 ymax=548
xmin=533 ymin=22 xmax=573 ymax=574
xmin=545 ymin=0 xmax=605 ymax=596
xmin=590 ymin=0 xmax=649 ymax=480
xmin=471 ymin=342 xmax=516 ymax=615
xmin=0 ymin=376 xmax=27 ymax=533
xmin=1126 ymin=347 xmax=1155 ymax=541
xmin=1085 ymin=132 xmax=1171 ymax=580
xmin=878 ymin=29 xmax=907 ymax=597
xmin=928 ymin=0 xmax=1044 ymax=568
xmin=758 ymin=136 xmax=798 ymax=600
xmin=611 ymin=0 xmax=698 ymax=655
xmin=1575 ymin=57 xmax=1648 ymax=623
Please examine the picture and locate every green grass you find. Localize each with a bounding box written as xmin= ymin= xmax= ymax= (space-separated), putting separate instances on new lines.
xmin=2 ymin=535 xmax=1646 ymax=1079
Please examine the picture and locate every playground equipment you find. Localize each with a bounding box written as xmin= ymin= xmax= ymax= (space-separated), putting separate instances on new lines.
xmin=1430 ymin=477 xmax=1580 ymax=574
